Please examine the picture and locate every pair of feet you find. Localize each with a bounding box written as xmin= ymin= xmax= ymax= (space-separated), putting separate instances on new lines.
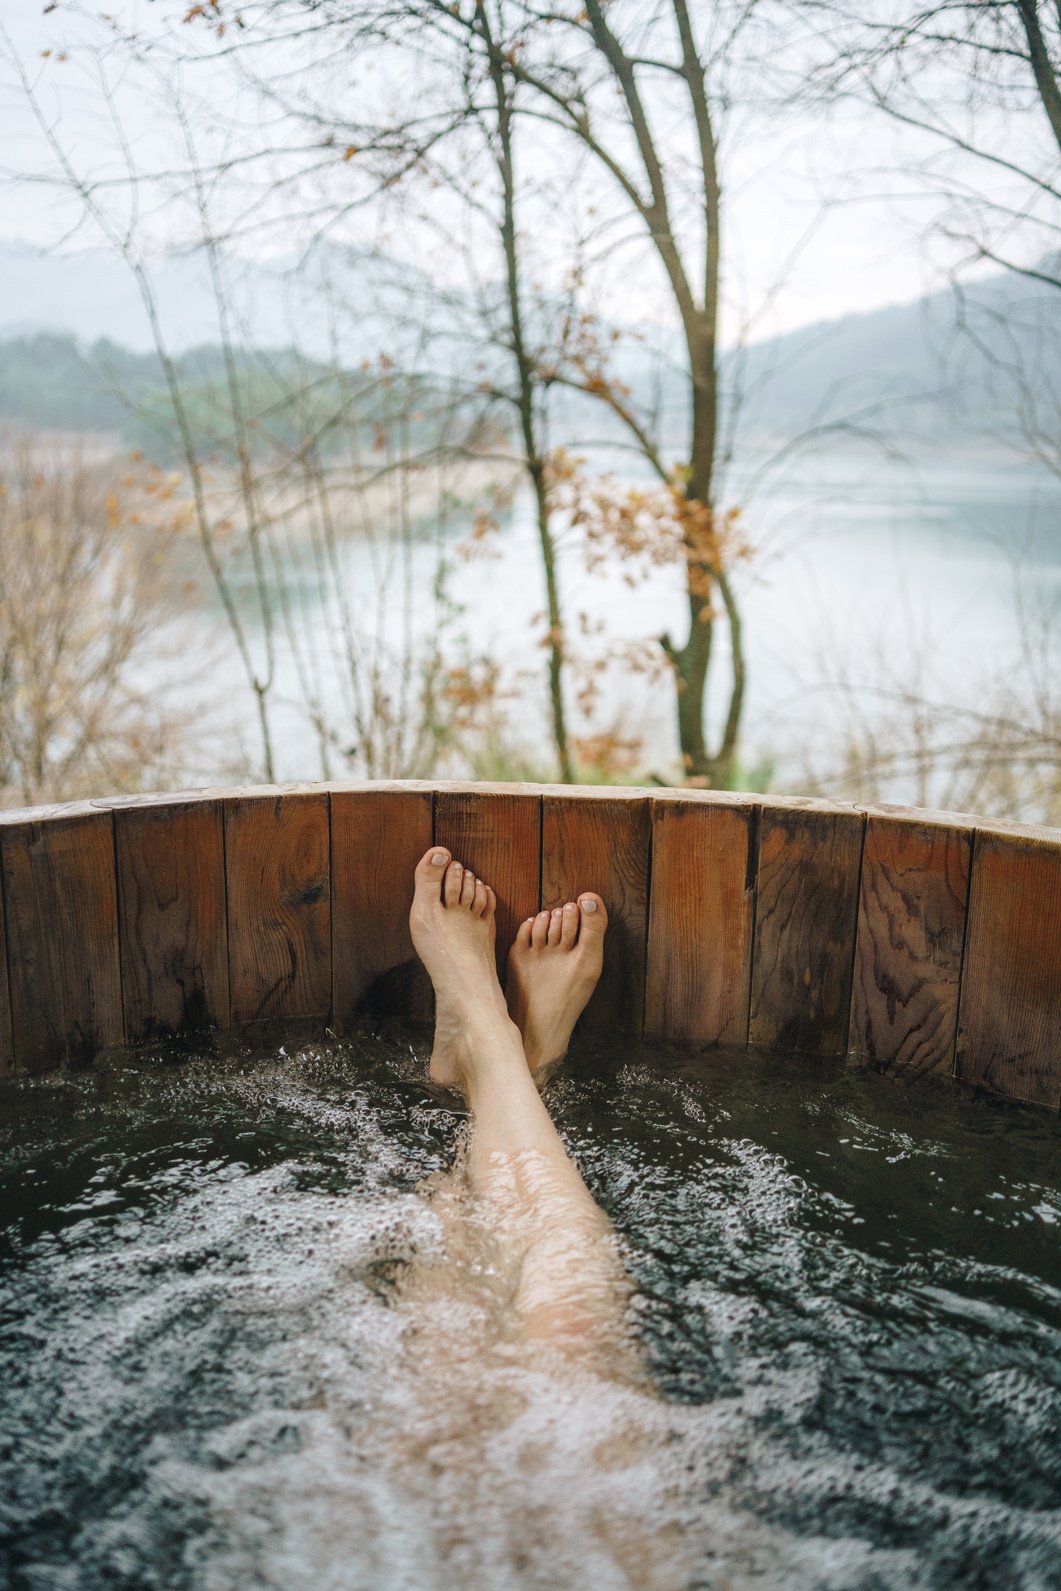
xmin=408 ymin=847 xmax=607 ymax=1094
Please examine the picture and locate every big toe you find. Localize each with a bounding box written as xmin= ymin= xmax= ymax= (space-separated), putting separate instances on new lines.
xmin=413 ymin=846 xmax=451 ymax=906
xmin=577 ymin=893 xmax=607 ymax=942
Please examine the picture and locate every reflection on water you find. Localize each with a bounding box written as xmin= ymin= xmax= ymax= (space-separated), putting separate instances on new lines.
xmin=1 ymin=1038 xmax=1059 ymax=1590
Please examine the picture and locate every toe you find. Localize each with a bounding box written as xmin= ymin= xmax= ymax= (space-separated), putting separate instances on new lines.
xmin=514 ymin=916 xmax=534 ymax=950
xmin=473 ymin=876 xmax=489 ymax=917
xmin=484 ymin=885 xmax=497 ymax=921
xmin=577 ymin=893 xmax=607 ymax=939
xmin=443 ymin=859 xmax=464 ymax=907
xmin=547 ymin=907 xmax=563 ymax=946
xmin=560 ymin=901 xmax=579 ymax=948
xmin=413 ymin=846 xmax=451 ymax=906
xmin=531 ymin=909 xmax=550 ymax=950
xmin=460 ymin=867 xmax=478 ymax=909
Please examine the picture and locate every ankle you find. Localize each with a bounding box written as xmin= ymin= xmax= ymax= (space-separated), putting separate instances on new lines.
xmin=451 ymin=1006 xmax=525 ymax=1092
xmin=522 ymin=1004 xmax=569 ymax=1065
xmin=464 ymin=1002 xmax=525 ymax=1058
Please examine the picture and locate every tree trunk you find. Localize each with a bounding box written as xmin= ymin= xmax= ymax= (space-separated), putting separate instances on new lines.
xmin=1018 ymin=0 xmax=1061 ymax=153
xmin=483 ymin=21 xmax=574 ymax=783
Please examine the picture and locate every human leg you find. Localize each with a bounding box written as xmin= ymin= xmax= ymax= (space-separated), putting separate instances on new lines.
xmin=408 ymin=848 xmax=636 ymax=1372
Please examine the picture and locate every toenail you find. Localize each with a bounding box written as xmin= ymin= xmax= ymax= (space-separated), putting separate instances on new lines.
xmin=580 ymin=897 xmax=598 ymax=912
xmin=431 ymin=851 xmax=448 ymax=865
xmin=564 ymin=902 xmax=576 ymax=913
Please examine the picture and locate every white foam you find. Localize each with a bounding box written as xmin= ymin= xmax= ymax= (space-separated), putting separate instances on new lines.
xmin=3 ymin=1045 xmax=1060 ymax=1590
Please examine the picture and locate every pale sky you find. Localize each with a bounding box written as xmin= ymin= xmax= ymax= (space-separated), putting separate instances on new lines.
xmin=0 ymin=0 xmax=1043 ymax=348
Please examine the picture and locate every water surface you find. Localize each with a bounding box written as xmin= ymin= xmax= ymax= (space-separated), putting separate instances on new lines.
xmin=1 ymin=1038 xmax=1059 ymax=1589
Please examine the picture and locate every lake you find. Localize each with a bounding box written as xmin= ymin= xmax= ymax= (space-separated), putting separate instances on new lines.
xmin=157 ymin=440 xmax=1061 ymax=813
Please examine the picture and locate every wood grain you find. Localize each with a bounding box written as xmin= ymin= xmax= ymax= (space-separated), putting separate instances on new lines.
xmin=750 ymin=803 xmax=864 ymax=1056
xmin=849 ymin=814 xmax=971 ymax=1078
xmin=225 ymin=792 xmax=331 ymax=1024
xmin=957 ymin=829 xmax=1061 ymax=1107
xmin=434 ymin=788 xmax=540 ymax=983
xmin=542 ymin=791 xmax=650 ymax=1033
xmin=0 ymin=781 xmax=1057 ymax=1109
xmin=332 ymin=786 xmax=433 ymax=1025
xmin=644 ymin=796 xmax=757 ymax=1044
xmin=0 ymin=877 xmax=12 ymax=1074
xmin=0 ymin=812 xmax=122 ymax=1068
xmin=115 ymin=799 xmax=229 ymax=1044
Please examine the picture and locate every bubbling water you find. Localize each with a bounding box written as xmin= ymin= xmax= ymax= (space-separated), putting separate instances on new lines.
xmin=1 ymin=1038 xmax=1059 ymax=1590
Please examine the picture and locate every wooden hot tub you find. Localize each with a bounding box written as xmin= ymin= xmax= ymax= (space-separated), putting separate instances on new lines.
xmin=0 ymin=782 xmax=1058 ymax=1109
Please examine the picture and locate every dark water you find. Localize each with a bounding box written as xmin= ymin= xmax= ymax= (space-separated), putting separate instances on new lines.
xmin=1 ymin=1037 xmax=1059 ymax=1590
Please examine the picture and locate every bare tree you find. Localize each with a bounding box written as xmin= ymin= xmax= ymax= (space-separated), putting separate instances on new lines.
xmin=0 ymin=434 xmax=188 ymax=805
xmin=5 ymin=29 xmax=515 ymax=786
xmin=799 ymin=0 xmax=1061 ymax=472
xmin=478 ymin=13 xmax=574 ymax=781
xmin=408 ymin=0 xmax=751 ymax=784
xmin=6 ymin=38 xmax=284 ymax=779
xmin=148 ymin=0 xmax=769 ymax=784
xmin=15 ymin=1 xmax=874 ymax=792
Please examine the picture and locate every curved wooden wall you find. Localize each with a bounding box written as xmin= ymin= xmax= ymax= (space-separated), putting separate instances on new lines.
xmin=0 ymin=782 xmax=1058 ymax=1109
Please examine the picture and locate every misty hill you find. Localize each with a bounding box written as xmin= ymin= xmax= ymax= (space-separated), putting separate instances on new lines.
xmin=726 ymin=265 xmax=1060 ymax=446
xmin=0 ymin=241 xmax=414 ymax=361
xmin=0 ymin=241 xmax=1057 ymax=454
xmin=0 ymin=334 xmax=167 ymax=434
xmin=0 ymin=333 xmax=454 ymax=460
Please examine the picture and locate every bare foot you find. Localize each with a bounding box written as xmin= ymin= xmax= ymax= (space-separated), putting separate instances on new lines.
xmin=408 ymin=846 xmax=510 ymax=1091
xmin=506 ymin=894 xmax=608 ymax=1079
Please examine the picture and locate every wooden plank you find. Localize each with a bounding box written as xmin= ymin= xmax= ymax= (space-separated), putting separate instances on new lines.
xmin=0 ymin=798 xmax=104 ymax=826
xmin=96 ymin=781 xmax=332 ymax=813
xmin=225 ymin=792 xmax=331 ymax=1024
xmin=0 ymin=875 xmax=12 ymax=1074
xmin=849 ymin=814 xmax=971 ymax=1078
xmin=542 ymin=791 xmax=650 ymax=1033
xmin=434 ymin=788 xmax=540 ymax=983
xmin=644 ymin=796 xmax=757 ymax=1044
xmin=957 ymin=829 xmax=1061 ymax=1107
xmin=331 ymin=786 xmax=433 ymax=1026
xmin=0 ymin=812 xmax=122 ymax=1069
xmin=749 ymin=803 xmax=864 ymax=1056
xmin=115 ymin=799 xmax=229 ymax=1044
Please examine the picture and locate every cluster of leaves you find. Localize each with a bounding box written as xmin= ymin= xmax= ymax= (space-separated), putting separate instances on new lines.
xmin=546 ymin=448 xmax=751 ymax=594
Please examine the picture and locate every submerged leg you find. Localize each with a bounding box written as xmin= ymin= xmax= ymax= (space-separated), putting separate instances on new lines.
xmin=398 ymin=852 xmax=682 ymax=1589
xmin=408 ymin=848 xmax=636 ymax=1371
